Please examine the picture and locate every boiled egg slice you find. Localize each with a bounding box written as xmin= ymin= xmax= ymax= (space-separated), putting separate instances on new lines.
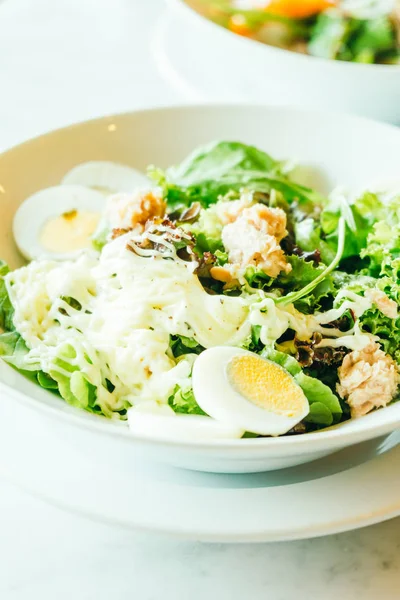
xmin=127 ymin=402 xmax=244 ymax=442
xmin=192 ymin=347 xmax=309 ymax=436
xmin=13 ymin=184 xmax=105 ymax=261
xmin=61 ymin=161 xmax=150 ymax=194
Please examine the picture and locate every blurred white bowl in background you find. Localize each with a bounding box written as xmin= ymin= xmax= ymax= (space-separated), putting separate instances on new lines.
xmin=167 ymin=0 xmax=400 ymax=124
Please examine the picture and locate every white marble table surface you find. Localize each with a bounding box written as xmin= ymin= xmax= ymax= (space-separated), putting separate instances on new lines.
xmin=0 ymin=0 xmax=399 ymax=598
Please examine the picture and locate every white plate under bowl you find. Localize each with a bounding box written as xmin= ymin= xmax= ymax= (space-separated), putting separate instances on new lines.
xmin=164 ymin=1 xmax=400 ymax=124
xmin=1 ymin=418 xmax=400 ymax=542
xmin=0 ymin=105 xmax=400 ymax=480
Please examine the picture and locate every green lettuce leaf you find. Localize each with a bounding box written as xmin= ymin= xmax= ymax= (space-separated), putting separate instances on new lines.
xmin=261 ymin=346 xmax=301 ymax=376
xmin=360 ymin=302 xmax=400 ymax=365
xmin=37 ymin=370 xmax=59 ymax=390
xmin=241 ymin=324 xmax=265 ymax=354
xmin=169 ymin=335 xmax=204 ymax=358
xmin=0 ymin=331 xmax=25 ymax=360
xmin=353 ymin=191 xmax=386 ymax=224
xmin=245 ymin=256 xmax=335 ymax=312
xmin=305 ymin=402 xmax=333 ymax=426
xmin=361 ymin=221 xmax=400 ymax=277
xmin=280 ymin=255 xmax=329 ymax=288
xmin=331 ymin=271 xmax=377 ymax=294
xmin=168 ymin=385 xmax=205 ymax=416
xmin=351 ymin=17 xmax=397 ymax=63
xmin=309 ymin=12 xmax=351 ymax=60
xmin=309 ymin=14 xmax=398 ymax=64
xmin=0 ymin=261 xmax=14 ymax=331
xmin=244 ymin=266 xmax=273 ymax=290
xmin=91 ymin=218 xmax=111 ymax=252
xmin=0 ymin=332 xmax=101 ymax=413
xmin=46 ymin=344 xmax=99 ymax=412
xmin=246 ymin=255 xmax=328 ymax=292
xmin=0 ymin=330 xmax=59 ymax=389
xmin=295 ymin=371 xmax=342 ymax=426
xmin=183 ymin=204 xmax=223 ymax=254
xmin=261 ymin=347 xmax=342 ymax=426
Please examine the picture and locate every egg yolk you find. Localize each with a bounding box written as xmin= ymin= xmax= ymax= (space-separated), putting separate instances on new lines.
xmin=40 ymin=209 xmax=100 ymax=254
xmin=227 ymin=355 xmax=306 ymax=416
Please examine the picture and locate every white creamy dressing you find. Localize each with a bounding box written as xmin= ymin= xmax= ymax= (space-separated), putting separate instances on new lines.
xmin=6 ymin=233 xmax=250 ymax=413
xmin=249 ymin=290 xmax=374 ymax=350
xmin=92 ymin=233 xmax=251 ymax=349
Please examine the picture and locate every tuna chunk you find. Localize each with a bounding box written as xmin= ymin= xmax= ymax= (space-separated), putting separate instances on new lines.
xmin=337 ymin=342 xmax=400 ymax=418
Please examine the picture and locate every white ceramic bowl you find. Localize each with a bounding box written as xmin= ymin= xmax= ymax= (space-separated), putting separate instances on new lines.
xmin=168 ymin=0 xmax=400 ymax=124
xmin=0 ymin=105 xmax=400 ymax=480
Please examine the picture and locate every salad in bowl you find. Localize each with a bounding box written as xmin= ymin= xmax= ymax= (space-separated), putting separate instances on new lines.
xmin=1 ymin=138 xmax=399 ymax=443
xmin=184 ymin=0 xmax=400 ymax=64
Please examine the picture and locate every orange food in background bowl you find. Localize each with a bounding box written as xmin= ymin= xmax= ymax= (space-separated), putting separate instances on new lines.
xmin=264 ymin=0 xmax=336 ymax=18
xmin=228 ymin=14 xmax=252 ymax=36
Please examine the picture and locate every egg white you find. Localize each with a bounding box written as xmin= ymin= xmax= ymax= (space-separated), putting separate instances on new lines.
xmin=13 ymin=184 xmax=105 ymax=261
xmin=61 ymin=161 xmax=150 ymax=194
xmin=192 ymin=347 xmax=309 ymax=436
xmin=128 ymin=404 xmax=244 ymax=442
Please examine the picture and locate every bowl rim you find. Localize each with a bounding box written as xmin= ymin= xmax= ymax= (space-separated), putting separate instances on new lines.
xmin=1 ymin=103 xmax=400 ymax=453
xmin=168 ymin=0 xmax=400 ymax=73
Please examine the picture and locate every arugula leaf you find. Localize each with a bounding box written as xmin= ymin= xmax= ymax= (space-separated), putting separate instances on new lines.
xmin=168 ymin=141 xmax=279 ymax=187
xmin=316 ymin=188 xmax=400 ymax=266
xmin=151 ymin=141 xmax=325 ymax=210
xmin=294 ymin=218 xmax=336 ymax=265
xmin=320 ymin=191 xmax=372 ymax=260
xmin=277 ymin=217 xmax=346 ymax=307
